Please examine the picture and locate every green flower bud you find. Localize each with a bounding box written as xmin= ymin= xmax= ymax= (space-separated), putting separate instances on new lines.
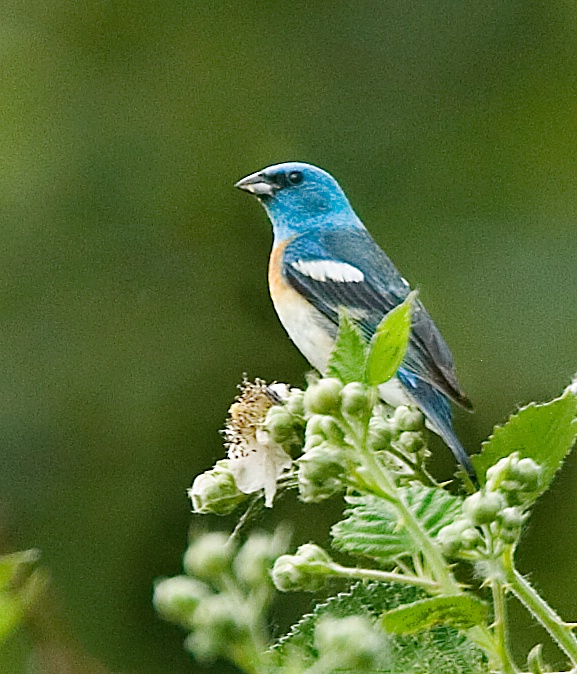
xmin=461 ymin=526 xmax=483 ymax=550
xmin=485 ymin=453 xmax=519 ymax=492
xmin=233 ymin=529 xmax=290 ymax=588
xmin=153 ymin=576 xmax=210 ymax=626
xmin=285 ymin=388 xmax=305 ymax=416
xmin=303 ymin=378 xmax=342 ymax=415
xmin=188 ymin=460 xmax=247 ymax=516
xmin=187 ymin=594 xmax=251 ymax=659
xmin=499 ymin=506 xmax=525 ymax=530
xmin=297 ymin=443 xmax=346 ymax=502
xmin=319 ymin=415 xmax=345 ymax=443
xmin=437 ymin=519 xmax=470 ymax=556
xmin=367 ymin=415 xmax=394 ymax=451
xmin=497 ymin=506 xmax=526 ymax=543
xmin=183 ymin=532 xmax=234 ymax=581
xmin=271 ymin=544 xmax=333 ymax=592
xmin=341 ymin=382 xmax=370 ymax=417
xmin=512 ymin=457 xmax=542 ymax=492
xmin=392 ymin=405 xmax=424 ymax=432
xmin=265 ymin=405 xmax=295 ymax=443
xmin=305 ymin=414 xmax=344 ymax=444
xmin=315 ymin=616 xmax=385 ymax=670
xmin=305 ymin=414 xmax=325 ymax=436
xmin=396 ymin=431 xmax=426 ymax=455
xmin=304 ymin=432 xmax=325 ymax=450
xmin=463 ymin=491 xmax=506 ymax=526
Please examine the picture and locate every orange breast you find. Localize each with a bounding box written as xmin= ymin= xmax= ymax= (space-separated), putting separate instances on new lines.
xmin=267 ymin=239 xmax=335 ymax=373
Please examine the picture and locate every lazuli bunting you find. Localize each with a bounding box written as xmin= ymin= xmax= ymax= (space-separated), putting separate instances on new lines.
xmin=235 ymin=162 xmax=474 ymax=476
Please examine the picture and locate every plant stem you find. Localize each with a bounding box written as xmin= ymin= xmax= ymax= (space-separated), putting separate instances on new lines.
xmin=327 ymin=561 xmax=440 ymax=589
xmin=503 ymin=547 xmax=577 ymax=667
xmin=343 ymin=406 xmax=507 ymax=668
xmin=490 ymin=574 xmax=518 ymax=674
xmin=357 ymin=442 xmax=458 ymax=594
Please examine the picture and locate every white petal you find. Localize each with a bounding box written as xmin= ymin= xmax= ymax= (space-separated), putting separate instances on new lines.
xmin=228 ymin=435 xmax=292 ymax=508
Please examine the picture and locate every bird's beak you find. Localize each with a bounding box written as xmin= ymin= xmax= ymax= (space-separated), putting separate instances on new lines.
xmin=234 ymin=171 xmax=278 ymax=197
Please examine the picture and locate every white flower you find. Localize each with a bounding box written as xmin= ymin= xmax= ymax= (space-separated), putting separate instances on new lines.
xmin=224 ymin=379 xmax=292 ymax=507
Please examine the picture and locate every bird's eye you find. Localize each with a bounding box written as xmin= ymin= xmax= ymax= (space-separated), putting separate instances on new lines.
xmin=287 ymin=170 xmax=303 ymax=185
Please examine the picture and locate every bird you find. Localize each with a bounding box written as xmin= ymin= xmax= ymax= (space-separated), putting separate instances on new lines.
xmin=235 ymin=161 xmax=475 ymax=477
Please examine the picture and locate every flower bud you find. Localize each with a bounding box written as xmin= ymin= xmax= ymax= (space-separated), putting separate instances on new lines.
xmin=187 ymin=594 xmax=251 ymax=659
xmin=153 ymin=576 xmax=210 ymax=626
xmin=368 ymin=416 xmax=394 ymax=451
xmin=284 ymin=388 xmax=304 ymax=416
xmin=392 ymin=405 xmax=424 ymax=432
xmin=188 ymin=460 xmax=248 ymax=515
xmin=499 ymin=506 xmax=525 ymax=530
xmin=461 ymin=526 xmax=483 ymax=550
xmin=183 ymin=532 xmax=234 ymax=581
xmin=264 ymin=405 xmax=296 ymax=443
xmin=396 ymin=431 xmax=426 ymax=455
xmin=341 ymin=382 xmax=370 ymax=418
xmin=271 ymin=544 xmax=333 ymax=592
xmin=485 ymin=453 xmax=519 ymax=492
xmin=297 ymin=443 xmax=346 ymax=502
xmin=315 ymin=616 xmax=385 ymax=670
xmin=437 ymin=519 xmax=470 ymax=556
xmin=512 ymin=457 xmax=542 ymax=492
xmin=233 ymin=529 xmax=290 ymax=588
xmin=497 ymin=506 xmax=526 ymax=543
xmin=304 ymin=432 xmax=325 ymax=450
xmin=303 ymin=378 xmax=342 ymax=415
xmin=463 ymin=491 xmax=506 ymax=526
xmin=319 ymin=415 xmax=345 ymax=443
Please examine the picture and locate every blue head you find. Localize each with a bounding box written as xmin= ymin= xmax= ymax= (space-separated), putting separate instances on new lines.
xmin=235 ymin=162 xmax=365 ymax=241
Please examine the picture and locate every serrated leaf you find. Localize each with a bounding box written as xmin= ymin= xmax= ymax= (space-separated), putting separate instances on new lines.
xmin=331 ymin=486 xmax=462 ymax=564
xmin=472 ymin=389 xmax=577 ymax=496
xmin=366 ymin=292 xmax=415 ymax=386
xmin=269 ymin=581 xmax=488 ymax=673
xmin=326 ymin=308 xmax=368 ymax=384
xmin=382 ymin=595 xmax=487 ymax=634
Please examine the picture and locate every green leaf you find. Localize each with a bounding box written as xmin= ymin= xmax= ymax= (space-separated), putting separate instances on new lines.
xmin=331 ymin=486 xmax=463 ymax=564
xmin=366 ymin=292 xmax=415 ymax=386
xmin=472 ymin=388 xmax=577 ymax=496
xmin=326 ymin=308 xmax=368 ymax=384
xmin=269 ymin=581 xmax=488 ymax=673
xmin=382 ymin=595 xmax=487 ymax=634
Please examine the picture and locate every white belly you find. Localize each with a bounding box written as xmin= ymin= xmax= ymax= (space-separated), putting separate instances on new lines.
xmin=272 ymin=289 xmax=335 ymax=374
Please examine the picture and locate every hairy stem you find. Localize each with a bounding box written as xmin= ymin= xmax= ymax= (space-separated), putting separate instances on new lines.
xmin=327 ymin=561 xmax=440 ymax=590
xmin=503 ymin=547 xmax=577 ymax=667
xmin=490 ymin=575 xmax=518 ymax=674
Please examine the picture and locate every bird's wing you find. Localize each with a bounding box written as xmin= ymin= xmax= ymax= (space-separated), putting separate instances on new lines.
xmin=283 ymin=229 xmax=472 ymax=409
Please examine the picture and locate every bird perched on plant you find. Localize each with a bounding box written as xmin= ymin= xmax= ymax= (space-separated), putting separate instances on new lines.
xmin=235 ymin=162 xmax=474 ymax=477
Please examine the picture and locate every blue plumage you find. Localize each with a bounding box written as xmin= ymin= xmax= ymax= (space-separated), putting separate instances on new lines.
xmin=235 ymin=162 xmax=474 ymax=477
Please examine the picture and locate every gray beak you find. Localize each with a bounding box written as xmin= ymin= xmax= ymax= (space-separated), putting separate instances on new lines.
xmin=234 ymin=171 xmax=278 ymax=197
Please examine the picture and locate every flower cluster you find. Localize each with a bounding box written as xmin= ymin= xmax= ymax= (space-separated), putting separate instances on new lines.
xmin=297 ymin=377 xmax=428 ymax=502
xmin=153 ymin=528 xmax=290 ymax=664
xmin=188 ymin=376 xmax=429 ymax=511
xmin=437 ymin=452 xmax=542 ymax=558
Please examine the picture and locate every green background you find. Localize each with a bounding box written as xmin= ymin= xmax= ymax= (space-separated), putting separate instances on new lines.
xmin=1 ymin=1 xmax=577 ymax=672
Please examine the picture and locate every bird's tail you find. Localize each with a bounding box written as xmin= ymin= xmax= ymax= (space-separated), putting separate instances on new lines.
xmin=397 ymin=369 xmax=477 ymax=482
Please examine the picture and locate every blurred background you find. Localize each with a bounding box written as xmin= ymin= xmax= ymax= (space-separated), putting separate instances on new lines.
xmin=1 ymin=1 xmax=577 ymax=672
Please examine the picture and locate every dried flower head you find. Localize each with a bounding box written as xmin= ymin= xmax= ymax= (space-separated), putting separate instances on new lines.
xmin=225 ymin=378 xmax=292 ymax=507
